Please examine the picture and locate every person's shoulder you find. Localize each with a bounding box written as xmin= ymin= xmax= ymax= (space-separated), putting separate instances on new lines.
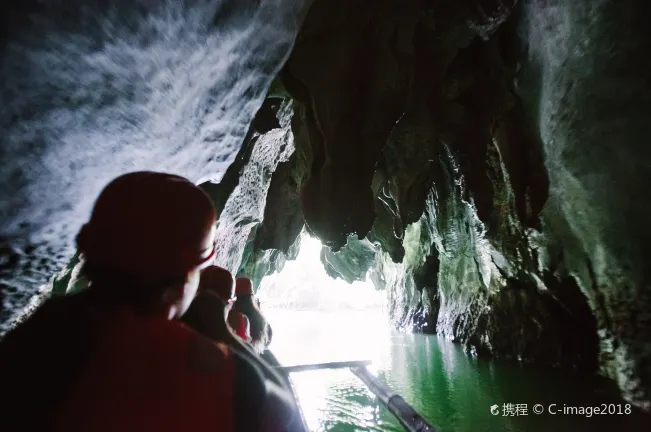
xmin=186 ymin=330 xmax=232 ymax=372
xmin=2 ymin=294 xmax=88 ymax=343
xmin=186 ymin=331 xmax=267 ymax=398
xmin=27 ymin=293 xmax=83 ymax=318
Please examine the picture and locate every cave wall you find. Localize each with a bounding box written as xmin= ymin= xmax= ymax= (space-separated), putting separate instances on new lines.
xmin=517 ymin=0 xmax=651 ymax=409
xmin=189 ymin=0 xmax=649 ymax=409
xmin=244 ymin=0 xmax=649 ymax=410
xmin=234 ymin=95 xmax=311 ymax=289
xmin=0 ymin=0 xmax=313 ymax=334
xmin=209 ymin=100 xmax=296 ymax=276
xmin=276 ymin=0 xmax=595 ymax=367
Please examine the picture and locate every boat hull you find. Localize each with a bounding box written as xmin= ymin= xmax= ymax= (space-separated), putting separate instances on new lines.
xmin=261 ymin=350 xmax=310 ymax=432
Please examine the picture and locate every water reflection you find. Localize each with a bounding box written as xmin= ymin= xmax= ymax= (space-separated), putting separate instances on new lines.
xmin=258 ymin=234 xmax=649 ymax=431
xmin=267 ymin=309 xmax=395 ymax=431
xmin=291 ymin=370 xmax=390 ymax=432
xmin=266 ymin=309 xmax=650 ymax=432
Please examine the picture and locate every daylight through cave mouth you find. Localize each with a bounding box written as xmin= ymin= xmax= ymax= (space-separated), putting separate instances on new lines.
xmin=255 ymin=231 xmax=391 ymax=371
xmin=254 ymin=232 xmax=397 ymax=431
xmin=256 ymin=232 xmax=386 ymax=313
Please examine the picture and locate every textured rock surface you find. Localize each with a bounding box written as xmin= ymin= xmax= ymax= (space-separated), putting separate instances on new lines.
xmin=199 ymin=98 xmax=284 ymax=215
xmin=211 ymin=101 xmax=296 ymax=276
xmin=517 ymin=0 xmax=651 ymax=409
xmin=281 ymin=0 xmax=420 ymax=249
xmin=266 ymin=0 xmax=647 ymax=409
xmin=321 ymin=236 xmax=377 ymax=284
xmin=0 ymin=0 xmax=312 ymax=334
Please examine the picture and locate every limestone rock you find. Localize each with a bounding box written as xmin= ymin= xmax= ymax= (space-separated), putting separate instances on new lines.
xmin=320 ymin=236 xmax=376 ymax=284
xmin=0 ymin=0 xmax=311 ymax=335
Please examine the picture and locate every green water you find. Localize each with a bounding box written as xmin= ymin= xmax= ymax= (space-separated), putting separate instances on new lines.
xmin=265 ymin=309 xmax=650 ymax=432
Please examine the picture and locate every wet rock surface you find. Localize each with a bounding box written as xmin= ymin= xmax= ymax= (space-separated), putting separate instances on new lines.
xmin=321 ymin=236 xmax=377 ymax=284
xmin=1 ymin=0 xmax=650 ymax=412
xmin=517 ymin=0 xmax=651 ymax=409
xmin=267 ymin=0 xmax=648 ymax=409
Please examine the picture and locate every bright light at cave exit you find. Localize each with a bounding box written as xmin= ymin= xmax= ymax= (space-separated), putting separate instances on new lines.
xmin=256 ymin=232 xmax=386 ymax=313
xmin=256 ymin=233 xmax=393 ymax=430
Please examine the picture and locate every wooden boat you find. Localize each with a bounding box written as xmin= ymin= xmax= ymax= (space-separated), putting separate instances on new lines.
xmin=261 ymin=350 xmax=311 ymax=432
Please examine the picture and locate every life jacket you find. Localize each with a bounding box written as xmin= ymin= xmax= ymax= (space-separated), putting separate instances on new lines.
xmin=50 ymin=313 xmax=228 ymax=431
xmin=182 ymin=291 xmax=291 ymax=410
xmin=0 ymin=293 xmax=105 ymax=431
xmin=50 ymin=311 xmax=264 ymax=432
xmin=232 ymin=311 xmax=251 ymax=341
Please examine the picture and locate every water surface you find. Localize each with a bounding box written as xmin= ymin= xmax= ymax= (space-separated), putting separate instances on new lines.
xmin=266 ymin=309 xmax=650 ymax=432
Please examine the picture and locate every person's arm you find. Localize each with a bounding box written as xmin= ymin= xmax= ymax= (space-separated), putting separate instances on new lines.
xmin=231 ymin=312 xmax=251 ymax=342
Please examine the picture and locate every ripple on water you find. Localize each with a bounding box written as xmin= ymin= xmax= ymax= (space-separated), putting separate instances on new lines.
xmin=290 ymin=370 xmax=400 ymax=432
xmin=266 ymin=309 xmax=651 ymax=432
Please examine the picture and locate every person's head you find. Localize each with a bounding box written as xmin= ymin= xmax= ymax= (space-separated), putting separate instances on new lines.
xmin=234 ymin=277 xmax=254 ymax=298
xmin=198 ymin=265 xmax=235 ymax=316
xmin=76 ymin=171 xmax=217 ymax=319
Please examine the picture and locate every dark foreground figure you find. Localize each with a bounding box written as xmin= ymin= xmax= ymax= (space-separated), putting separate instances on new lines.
xmin=0 ymin=171 xmax=297 ymax=432
xmin=181 ymin=267 xmax=295 ymax=409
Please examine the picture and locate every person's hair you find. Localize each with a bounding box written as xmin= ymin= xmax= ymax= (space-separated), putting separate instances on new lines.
xmin=79 ymin=260 xmax=188 ymax=315
xmin=198 ymin=266 xmax=234 ymax=302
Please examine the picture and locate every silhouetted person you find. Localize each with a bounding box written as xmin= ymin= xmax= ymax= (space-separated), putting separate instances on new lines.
xmin=183 ymin=266 xmax=292 ymax=402
xmin=0 ymin=171 xmax=296 ymax=432
xmin=181 ymin=265 xmax=244 ymax=345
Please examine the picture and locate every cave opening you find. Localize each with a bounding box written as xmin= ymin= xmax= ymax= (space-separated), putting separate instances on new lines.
xmin=256 ymin=233 xmax=385 ymax=314
xmin=248 ymin=233 xmax=647 ymax=432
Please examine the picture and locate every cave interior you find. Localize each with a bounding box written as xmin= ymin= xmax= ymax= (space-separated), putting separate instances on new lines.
xmin=1 ymin=0 xmax=650 ymax=413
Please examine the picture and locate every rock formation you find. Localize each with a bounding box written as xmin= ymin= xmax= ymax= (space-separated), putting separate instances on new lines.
xmin=0 ymin=0 xmax=311 ymax=330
